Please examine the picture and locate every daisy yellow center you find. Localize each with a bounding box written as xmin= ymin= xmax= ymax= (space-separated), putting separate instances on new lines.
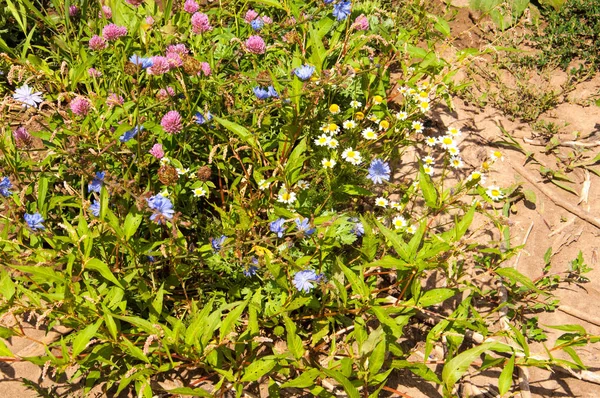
xmin=365 ymin=132 xmax=375 ymax=138
xmin=330 ymin=104 xmax=339 ymax=113
xmin=328 ymin=123 xmax=338 ymax=131
xmin=443 ymin=137 xmax=453 ymax=145
xmin=493 ymin=151 xmax=502 ymax=158
xmin=355 ymin=112 xmax=364 ymax=120
xmin=282 ymin=192 xmax=292 ymax=201
xmin=380 ymin=120 xmax=389 ymax=129
xmin=347 ymin=151 xmax=356 ymax=158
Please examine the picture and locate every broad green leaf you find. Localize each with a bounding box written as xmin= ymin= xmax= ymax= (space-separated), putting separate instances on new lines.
xmin=284 ymin=138 xmax=307 ymax=185
xmin=367 ymin=256 xmax=409 ymax=269
xmin=166 ymin=387 xmax=212 ymax=397
xmin=12 ymin=265 xmax=64 ymax=284
xmin=85 ymin=258 xmax=124 ymax=288
xmin=417 ymin=288 xmax=456 ymax=307
xmin=442 ymin=342 xmax=505 ymax=391
xmin=496 ymin=267 xmax=543 ymax=294
xmin=498 ymin=354 xmax=515 ymax=396
xmin=213 ymin=116 xmax=258 ymax=150
xmin=220 ymin=299 xmax=248 ymax=341
xmin=391 ymin=360 xmax=441 ymax=384
xmin=545 ymin=324 xmax=587 ymax=335
xmin=37 ymin=176 xmax=49 ymax=214
xmin=335 ymin=184 xmax=373 ymax=196
xmin=241 ymin=357 xmax=278 ymax=382
xmin=280 ymin=368 xmax=320 ymax=388
xmin=419 ymin=165 xmax=438 ymax=209
xmin=373 ymin=219 xmax=410 ymax=261
xmin=337 ymin=258 xmax=369 ymax=299
xmin=283 ymin=315 xmax=304 ymax=360
xmin=0 ymin=270 xmax=16 ymax=300
xmin=72 ymin=319 xmax=102 ymax=357
xmin=368 ymin=339 xmax=386 ymax=375
xmin=124 ymin=211 xmax=143 ymax=241
xmin=0 ymin=339 xmax=14 ymax=357
xmin=320 ymin=368 xmax=360 ymax=398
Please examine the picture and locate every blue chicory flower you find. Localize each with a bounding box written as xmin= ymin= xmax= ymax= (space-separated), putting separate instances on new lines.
xmin=270 ymin=218 xmax=287 ymax=238
xmin=294 ymin=65 xmax=315 ymax=81
xmin=367 ymin=158 xmax=391 ymax=184
xmin=0 ymin=177 xmax=13 ymax=197
xmin=88 ymin=171 xmax=106 ymax=193
xmin=129 ymin=55 xmax=154 ymax=69
xmin=212 ymin=235 xmax=227 ymax=252
xmin=333 ymin=0 xmax=352 ymax=21
xmin=146 ymin=255 xmax=156 ymax=263
xmin=323 ymin=0 xmax=335 ymax=3
xmin=89 ymin=199 xmax=100 ymax=217
xmin=244 ymin=258 xmax=259 ymax=277
xmin=294 ymin=218 xmax=315 ymax=236
xmin=119 ymin=125 xmax=144 ymax=143
xmin=147 ymin=195 xmax=175 ymax=224
xmin=24 ymin=212 xmax=45 ymax=231
xmin=267 ymin=85 xmax=279 ymax=98
xmin=250 ymin=18 xmax=264 ymax=31
xmin=253 ymin=87 xmax=270 ymax=100
xmin=293 ymin=269 xmax=323 ymax=293
xmin=349 ymin=217 xmax=364 ymax=237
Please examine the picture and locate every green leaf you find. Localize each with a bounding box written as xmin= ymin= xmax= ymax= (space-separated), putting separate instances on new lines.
xmin=337 ymin=258 xmax=369 ymax=299
xmin=72 ymin=319 xmax=102 ymax=357
xmin=280 ymin=368 xmax=320 ymax=388
xmin=165 ymin=387 xmax=212 ymax=397
xmin=220 ymin=299 xmax=248 ymax=341
xmin=12 ymin=265 xmax=64 ymax=284
xmin=0 ymin=339 xmax=14 ymax=357
xmin=368 ymin=339 xmax=386 ymax=375
xmin=124 ymin=211 xmax=143 ymax=241
xmin=283 ymin=315 xmax=304 ymax=360
xmin=442 ymin=342 xmax=505 ymax=391
xmin=373 ymin=219 xmax=410 ymax=261
xmin=85 ymin=258 xmax=124 ymax=288
xmin=419 ymin=165 xmax=438 ymax=209
xmin=498 ymin=354 xmax=515 ymax=396
xmin=0 ymin=270 xmax=16 ymax=300
xmin=241 ymin=357 xmax=278 ymax=382
xmin=367 ymin=256 xmax=409 ymax=269
xmin=37 ymin=176 xmax=49 ymax=213
xmin=284 ymin=138 xmax=307 ymax=185
xmin=335 ymin=184 xmax=373 ymax=196
xmin=496 ymin=267 xmax=543 ymax=294
xmin=320 ymin=368 xmax=360 ymax=398
xmin=417 ymin=288 xmax=456 ymax=307
xmin=391 ymin=360 xmax=441 ymax=384
xmin=545 ymin=324 xmax=587 ymax=335
xmin=213 ymin=116 xmax=258 ymax=150
xmin=103 ymin=310 xmax=119 ymax=340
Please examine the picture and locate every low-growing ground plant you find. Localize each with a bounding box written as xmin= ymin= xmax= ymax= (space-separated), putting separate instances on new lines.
xmin=0 ymin=0 xmax=597 ymax=397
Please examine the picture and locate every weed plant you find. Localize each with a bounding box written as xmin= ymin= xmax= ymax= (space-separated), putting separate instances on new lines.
xmin=0 ymin=0 xmax=597 ymax=397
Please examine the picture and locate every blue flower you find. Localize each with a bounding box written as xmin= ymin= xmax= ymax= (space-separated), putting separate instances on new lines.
xmin=293 ymin=269 xmax=323 ymax=293
xmin=24 ymin=212 xmax=45 ymax=231
xmin=250 ymin=18 xmax=264 ymax=31
xmin=212 ymin=235 xmax=227 ymax=252
xmin=367 ymin=158 xmax=391 ymax=184
xmin=270 ymin=218 xmax=287 ymax=238
xmin=147 ymin=195 xmax=175 ymax=224
xmin=195 ymin=111 xmax=213 ymax=125
xmin=88 ymin=171 xmax=106 ymax=193
xmin=253 ymin=87 xmax=270 ymax=100
xmin=129 ymin=55 xmax=154 ymax=69
xmin=0 ymin=177 xmax=13 ymax=197
xmin=119 ymin=125 xmax=143 ymax=143
xmin=324 ymin=0 xmax=335 ymax=3
xmin=267 ymin=85 xmax=279 ymax=98
xmin=146 ymin=255 xmax=156 ymax=263
xmin=244 ymin=259 xmax=259 ymax=277
xmin=294 ymin=65 xmax=315 ymax=81
xmin=349 ymin=217 xmax=364 ymax=237
xmin=294 ymin=218 xmax=315 ymax=236
xmin=89 ymin=199 xmax=100 ymax=217
xmin=333 ymin=0 xmax=352 ymax=21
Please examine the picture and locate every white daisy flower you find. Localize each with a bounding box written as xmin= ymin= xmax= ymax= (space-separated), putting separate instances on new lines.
xmin=362 ymin=127 xmax=377 ymax=140
xmin=392 ymin=215 xmax=407 ymax=230
xmin=450 ymin=157 xmax=464 ymax=169
xmin=486 ymin=185 xmax=504 ymax=201
xmin=193 ymin=187 xmax=207 ymax=197
xmin=13 ymin=84 xmax=44 ymax=108
xmin=350 ymin=100 xmax=362 ymax=109
xmin=490 ymin=150 xmax=504 ymax=162
xmin=412 ymin=121 xmax=424 ymax=133
xmin=296 ymin=180 xmax=310 ymax=190
xmin=160 ymin=157 xmax=171 ymax=166
xmin=395 ymin=111 xmax=408 ymax=120
xmin=320 ymin=123 xmax=329 ymax=133
xmin=423 ymin=165 xmax=434 ymax=176
xmin=327 ymin=138 xmax=339 ymax=149
xmin=343 ymin=120 xmax=357 ymax=129
xmin=423 ymin=155 xmax=435 ymax=165
xmin=418 ymin=101 xmax=430 ymax=113
xmin=447 ymin=127 xmax=462 ymax=137
xmin=278 ymin=188 xmax=297 ymax=204
xmin=467 ymin=170 xmax=486 ymax=185
xmin=375 ymin=197 xmax=389 ymax=208
xmin=425 ymin=137 xmax=437 ymax=147
xmin=416 ymin=91 xmax=430 ymax=102
xmin=406 ymin=224 xmax=417 ymax=234
xmin=176 ymin=167 xmax=189 ymax=176
xmin=390 ymin=201 xmax=401 ymax=210
xmin=326 ymin=123 xmax=340 ymax=135
xmin=398 ymin=86 xmax=408 ymax=94
xmin=314 ymin=134 xmax=331 ymax=147
xmin=446 ymin=145 xmax=460 ymax=157
xmin=322 ymin=158 xmax=336 ymax=169
xmin=258 ymin=179 xmax=270 ymax=190
xmin=439 ymin=135 xmax=455 ymax=149
xmin=341 ymin=147 xmax=362 ymax=165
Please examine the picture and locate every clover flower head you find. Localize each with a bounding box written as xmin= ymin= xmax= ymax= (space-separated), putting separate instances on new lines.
xmin=191 ymin=12 xmax=212 ymax=33
xmin=244 ymin=9 xmax=259 ymax=23
xmin=149 ymin=143 xmax=165 ymax=159
xmin=147 ymin=56 xmax=170 ymax=75
xmin=352 ymin=14 xmax=369 ymax=30
xmin=102 ymin=23 xmax=127 ymax=41
xmin=89 ymin=35 xmax=107 ymax=51
xmin=24 ymin=212 xmax=45 ymax=231
xmin=367 ymin=159 xmax=391 ymax=184
xmin=145 ymin=16 xmax=154 ymax=25
xmin=245 ymin=35 xmax=266 ymax=54
xmin=13 ymin=126 xmax=31 ymax=146
xmin=294 ymin=65 xmax=315 ymax=81
xmin=200 ymin=62 xmax=212 ymax=76
xmin=69 ymin=5 xmax=79 ymax=17
xmin=99 ymin=5 xmax=112 ymax=18
xmin=0 ymin=177 xmax=13 ymax=197
xmin=147 ymin=195 xmax=175 ymax=224
xmin=161 ymin=111 xmax=183 ymax=134
xmin=88 ymin=68 xmax=102 ymax=78
xmin=293 ymin=270 xmax=323 ymax=293
xmin=13 ymin=84 xmax=44 ymax=108
xmin=70 ymin=96 xmax=91 ymax=116
xmin=270 ymin=218 xmax=287 ymax=238
xmin=184 ymin=0 xmax=200 ymax=13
